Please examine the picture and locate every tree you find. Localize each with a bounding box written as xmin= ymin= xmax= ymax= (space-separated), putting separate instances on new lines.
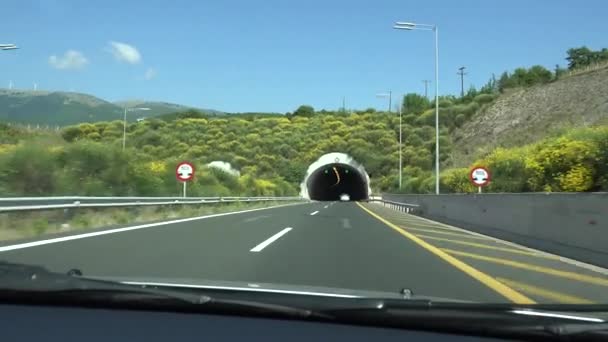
xmin=511 ymin=68 xmax=528 ymax=86
xmin=293 ymin=105 xmax=315 ymax=117
xmin=402 ymin=93 xmax=430 ymax=115
xmin=460 ymin=85 xmax=478 ymax=103
xmin=526 ymin=65 xmax=553 ymax=85
xmin=498 ymin=72 xmax=514 ymax=92
xmin=566 ymin=46 xmax=594 ymax=70
xmin=479 ymin=74 xmax=498 ymax=94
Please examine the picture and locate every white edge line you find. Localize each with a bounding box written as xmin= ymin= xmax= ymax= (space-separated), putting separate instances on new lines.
xmin=511 ymin=309 xmax=604 ymax=323
xmin=250 ymin=227 xmax=292 ymax=252
xmin=0 ymin=203 xmax=306 ymax=252
xmin=121 ymin=281 xmax=360 ymax=298
xmin=373 ymin=203 xmax=608 ymax=275
xmin=310 ymin=211 xmax=319 ymax=216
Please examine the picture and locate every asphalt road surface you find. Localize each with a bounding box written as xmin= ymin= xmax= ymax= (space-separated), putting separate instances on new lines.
xmin=1 ymin=201 xmax=607 ymax=304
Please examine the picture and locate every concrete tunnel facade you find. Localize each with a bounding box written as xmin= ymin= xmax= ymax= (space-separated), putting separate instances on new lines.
xmin=301 ymin=153 xmax=371 ymax=201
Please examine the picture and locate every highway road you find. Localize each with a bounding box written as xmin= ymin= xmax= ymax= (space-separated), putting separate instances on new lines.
xmin=1 ymin=201 xmax=607 ymax=304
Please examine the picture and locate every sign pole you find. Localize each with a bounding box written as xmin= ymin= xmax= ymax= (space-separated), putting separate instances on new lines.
xmin=469 ymin=166 xmax=491 ymax=194
xmin=176 ymin=161 xmax=195 ymax=198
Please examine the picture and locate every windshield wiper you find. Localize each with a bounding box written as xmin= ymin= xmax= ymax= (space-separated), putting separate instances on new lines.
xmin=320 ymin=300 xmax=608 ymax=341
xmin=0 ymin=262 xmax=322 ymax=319
xmin=3 ymin=262 xmax=607 ymax=339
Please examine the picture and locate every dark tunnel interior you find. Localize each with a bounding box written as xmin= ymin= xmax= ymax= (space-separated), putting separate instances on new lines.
xmin=306 ymin=163 xmax=369 ymax=201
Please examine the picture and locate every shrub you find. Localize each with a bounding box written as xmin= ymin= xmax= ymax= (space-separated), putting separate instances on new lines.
xmin=559 ymin=164 xmax=594 ymax=191
xmin=473 ymin=93 xmax=495 ymax=104
xmin=455 ymin=114 xmax=467 ymax=127
xmin=475 ymin=147 xmax=530 ymax=192
xmin=0 ymin=144 xmax=57 ymax=195
xmin=402 ymin=114 xmax=417 ymax=125
xmin=415 ymin=109 xmax=435 ymax=126
xmin=441 ymin=168 xmax=476 ymax=193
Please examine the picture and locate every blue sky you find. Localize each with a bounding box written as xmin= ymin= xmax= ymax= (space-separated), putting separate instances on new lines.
xmin=1 ymin=0 xmax=606 ymax=113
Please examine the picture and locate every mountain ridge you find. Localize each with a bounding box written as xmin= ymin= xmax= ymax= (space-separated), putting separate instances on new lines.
xmin=0 ymin=89 xmax=223 ymax=126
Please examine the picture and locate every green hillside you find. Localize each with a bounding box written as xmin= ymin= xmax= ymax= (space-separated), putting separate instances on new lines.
xmin=0 ymin=46 xmax=606 ymax=196
xmin=0 ymin=90 xmax=222 ymax=126
xmin=115 ymin=100 xmax=224 ymax=118
xmin=0 ymin=90 xmax=122 ymax=126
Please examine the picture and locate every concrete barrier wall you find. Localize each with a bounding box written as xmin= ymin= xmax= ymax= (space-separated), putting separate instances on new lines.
xmin=382 ymin=193 xmax=608 ymax=268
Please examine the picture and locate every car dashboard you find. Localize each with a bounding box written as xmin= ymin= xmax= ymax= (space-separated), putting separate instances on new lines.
xmin=1 ymin=304 xmax=506 ymax=341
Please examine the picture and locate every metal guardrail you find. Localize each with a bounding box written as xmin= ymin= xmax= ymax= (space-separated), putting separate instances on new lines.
xmin=369 ymin=198 xmax=420 ymax=214
xmin=0 ymin=196 xmax=223 ymax=206
xmin=0 ymin=196 xmax=305 ymax=213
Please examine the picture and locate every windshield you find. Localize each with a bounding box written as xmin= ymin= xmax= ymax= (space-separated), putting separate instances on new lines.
xmin=0 ymin=0 xmax=607 ymax=315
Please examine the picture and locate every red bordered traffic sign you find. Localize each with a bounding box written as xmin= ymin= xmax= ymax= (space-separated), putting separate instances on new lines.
xmin=469 ymin=166 xmax=491 ymax=187
xmin=176 ymin=161 xmax=195 ymax=182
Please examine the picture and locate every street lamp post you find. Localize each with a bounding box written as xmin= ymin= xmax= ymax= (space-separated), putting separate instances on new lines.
xmin=123 ymin=107 xmax=150 ymax=150
xmin=398 ymin=98 xmax=402 ymax=189
xmin=393 ymin=21 xmax=440 ymax=194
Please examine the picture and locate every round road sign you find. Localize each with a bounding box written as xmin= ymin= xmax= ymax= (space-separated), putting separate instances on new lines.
xmin=469 ymin=166 xmax=491 ymax=187
xmin=176 ymin=162 xmax=195 ymax=182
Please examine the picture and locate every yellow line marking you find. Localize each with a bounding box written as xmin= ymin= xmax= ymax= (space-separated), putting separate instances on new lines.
xmin=372 ymin=203 xmax=608 ymax=277
xmin=402 ymin=227 xmax=490 ymax=240
xmin=413 ymin=234 xmax=555 ymax=259
xmin=356 ymin=202 xmax=535 ymax=304
xmin=442 ymin=249 xmax=608 ymax=287
xmin=398 ymin=221 xmax=473 ymax=230
xmin=495 ymin=277 xmax=595 ymax=304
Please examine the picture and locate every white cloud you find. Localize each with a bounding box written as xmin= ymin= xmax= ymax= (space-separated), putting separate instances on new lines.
xmin=108 ymin=41 xmax=141 ymax=64
xmin=48 ymin=50 xmax=88 ymax=70
xmin=144 ymin=68 xmax=157 ymax=80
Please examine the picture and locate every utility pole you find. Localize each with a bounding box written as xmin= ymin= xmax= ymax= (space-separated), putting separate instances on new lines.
xmin=342 ymin=96 xmax=346 ymax=113
xmin=422 ymin=80 xmax=431 ymax=98
xmin=457 ymin=66 xmax=467 ymax=97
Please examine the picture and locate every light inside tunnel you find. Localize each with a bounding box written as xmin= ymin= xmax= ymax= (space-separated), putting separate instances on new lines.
xmin=300 ymin=152 xmax=371 ymax=201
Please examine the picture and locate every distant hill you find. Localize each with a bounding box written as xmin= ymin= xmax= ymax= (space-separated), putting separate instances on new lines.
xmin=0 ymin=89 xmax=223 ymax=126
xmin=114 ymin=100 xmax=224 ymax=118
xmin=0 ymin=89 xmax=122 ymax=126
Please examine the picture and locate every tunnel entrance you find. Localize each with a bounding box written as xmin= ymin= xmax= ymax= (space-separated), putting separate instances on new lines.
xmin=306 ymin=163 xmax=369 ymax=201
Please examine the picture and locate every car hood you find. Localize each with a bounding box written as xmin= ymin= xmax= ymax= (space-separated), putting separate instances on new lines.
xmin=90 ymin=276 xmax=472 ymax=303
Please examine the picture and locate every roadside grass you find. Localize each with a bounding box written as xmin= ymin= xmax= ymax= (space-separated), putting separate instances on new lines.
xmin=0 ymin=201 xmax=300 ymax=242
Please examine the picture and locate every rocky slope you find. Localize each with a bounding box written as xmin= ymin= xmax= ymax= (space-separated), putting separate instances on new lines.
xmin=450 ymin=66 xmax=608 ymax=166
